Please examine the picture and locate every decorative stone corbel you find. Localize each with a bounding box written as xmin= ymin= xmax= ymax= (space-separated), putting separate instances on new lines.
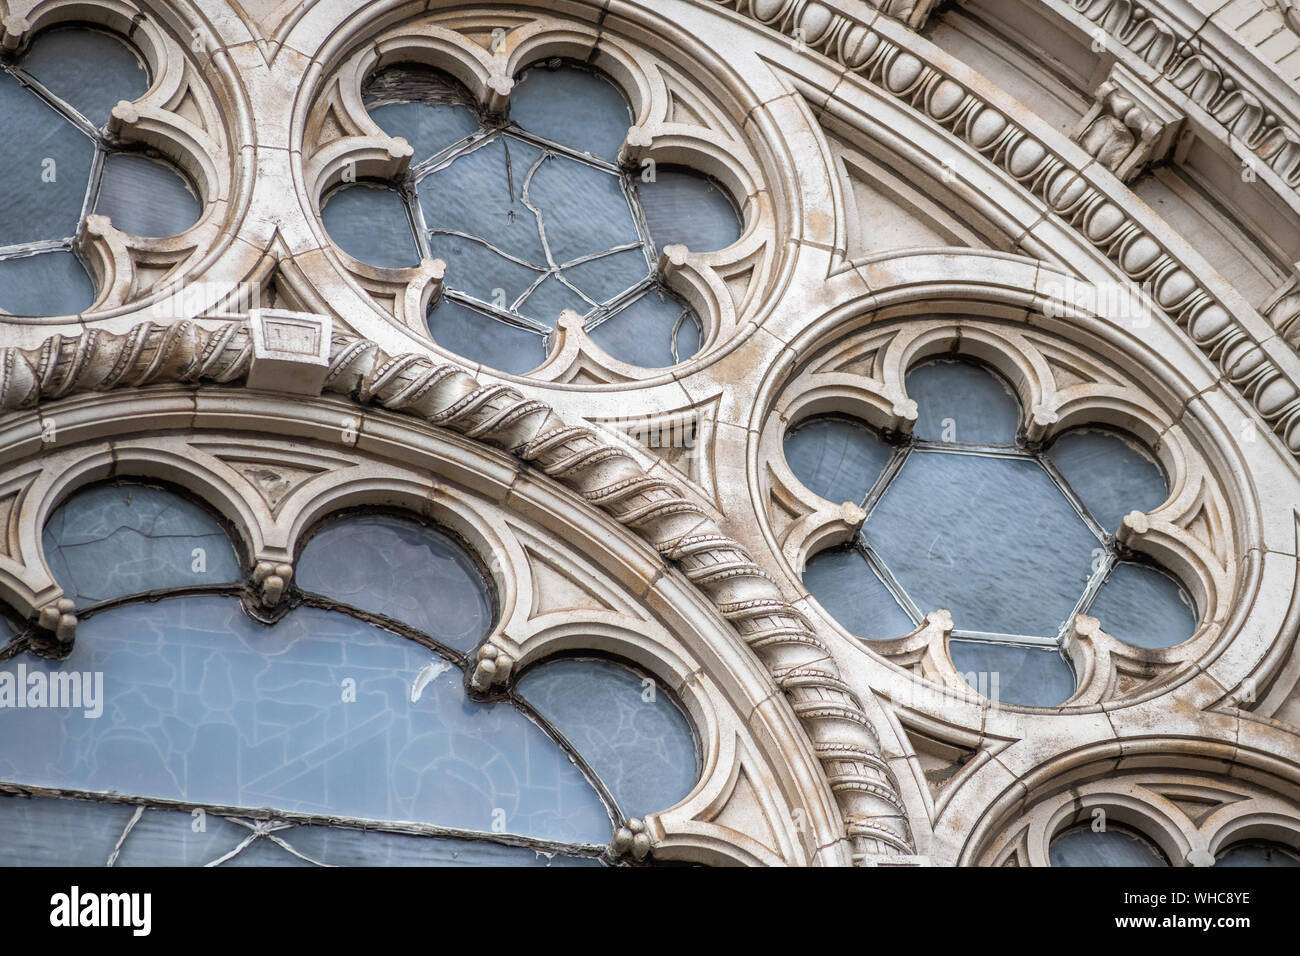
xmin=611 ymin=818 xmax=652 ymax=861
xmin=37 ymin=598 xmax=77 ymax=645
xmin=252 ymin=561 xmax=294 ymax=608
xmin=470 ymin=640 xmax=515 ymax=692
xmin=1074 ymin=63 xmax=1186 ymax=183
xmin=246 ymin=309 xmax=333 ymax=395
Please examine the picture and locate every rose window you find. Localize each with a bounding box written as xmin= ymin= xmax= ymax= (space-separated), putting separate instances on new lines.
xmin=786 ymin=359 xmax=1198 ymax=708
xmin=320 ymin=60 xmax=741 ymax=375
xmin=0 ymin=26 xmax=200 ymax=316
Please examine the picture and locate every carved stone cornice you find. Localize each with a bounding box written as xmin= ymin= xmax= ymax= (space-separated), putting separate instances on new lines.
xmin=710 ymin=0 xmax=1300 ymax=459
xmin=0 ymin=317 xmax=914 ymax=859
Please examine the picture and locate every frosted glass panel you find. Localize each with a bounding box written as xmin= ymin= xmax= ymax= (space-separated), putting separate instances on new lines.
xmin=0 ymin=71 xmax=95 ymax=246
xmin=804 ymin=547 xmax=915 ymax=640
xmin=321 ymin=183 xmax=418 ymax=268
xmin=866 ymin=451 xmax=1097 ymax=636
xmin=637 ymin=169 xmax=741 ymax=253
xmin=784 ymin=417 xmax=893 ymax=505
xmin=369 ymin=100 xmax=480 ymax=164
xmin=419 ymin=137 xmax=547 ymax=265
xmin=1215 ymin=842 xmax=1300 ymax=867
xmin=528 ymin=152 xmax=639 ymax=262
xmin=510 ymin=65 xmax=631 ymax=161
xmin=587 ymin=287 xmax=698 ymax=368
xmin=1049 ymin=824 xmax=1168 ymax=866
xmin=948 ymin=639 xmax=1076 ymax=707
xmin=0 ymin=250 xmax=94 ymax=316
xmin=907 ymin=360 xmax=1021 ymax=445
xmin=517 ymin=658 xmax=698 ymax=819
xmin=95 ymin=153 xmax=201 ymax=238
xmin=1088 ymin=562 xmax=1196 ymax=648
xmin=297 ymin=513 xmax=493 ymax=652
xmin=42 ymin=482 xmax=240 ymax=606
xmin=0 ymin=596 xmax=611 ymax=844
xmin=1047 ymin=429 xmax=1168 ymax=533
xmin=427 ymin=297 xmax=544 ymax=375
xmin=21 ymin=28 xmax=149 ymax=127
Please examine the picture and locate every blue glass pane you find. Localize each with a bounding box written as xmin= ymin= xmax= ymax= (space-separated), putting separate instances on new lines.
xmin=527 ymin=152 xmax=639 ymax=263
xmin=1088 ymin=562 xmax=1196 ymax=648
xmin=0 ymin=249 xmax=94 ymax=316
xmin=263 ymin=822 xmax=602 ymax=867
xmin=1215 ymin=842 xmax=1300 ymax=867
xmin=803 ymin=547 xmax=915 ymax=640
xmin=866 ymin=451 xmax=1098 ymax=636
xmin=518 ymin=274 xmax=591 ymax=324
xmin=427 ymin=297 xmax=545 ymax=375
xmin=419 ymin=137 xmax=548 ymax=266
xmin=636 ymin=169 xmax=741 ymax=253
xmin=369 ymin=101 xmax=480 ymax=164
xmin=784 ymin=417 xmax=893 ymax=505
xmin=0 ymin=71 xmax=95 ymax=246
xmin=95 ymin=153 xmax=201 ymax=238
xmin=587 ymin=287 xmax=698 ymax=368
xmin=510 ymin=65 xmax=631 ymax=161
xmin=0 ymin=596 xmax=611 ymax=844
xmin=321 ymin=183 xmax=418 ymax=268
xmin=1049 ymin=824 xmax=1168 ymax=866
xmin=21 ymin=28 xmax=149 ymax=127
xmin=516 ymin=658 xmax=698 ymax=819
xmin=296 ymin=513 xmax=493 ymax=653
xmin=907 ymin=360 xmax=1021 ymax=445
xmin=0 ymin=796 xmax=138 ymax=865
xmin=1047 ymin=430 xmax=1168 ymax=533
xmin=565 ymin=248 xmax=648 ymax=304
xmin=427 ymin=232 xmax=543 ymax=309
xmin=948 ymin=639 xmax=1076 ymax=707
xmin=42 ymin=482 xmax=240 ymax=606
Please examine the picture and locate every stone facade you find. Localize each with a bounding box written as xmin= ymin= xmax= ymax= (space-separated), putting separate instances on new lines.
xmin=1 ymin=0 xmax=1299 ymax=866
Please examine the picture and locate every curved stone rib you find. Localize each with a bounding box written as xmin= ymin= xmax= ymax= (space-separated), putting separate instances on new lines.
xmin=0 ymin=319 xmax=913 ymax=859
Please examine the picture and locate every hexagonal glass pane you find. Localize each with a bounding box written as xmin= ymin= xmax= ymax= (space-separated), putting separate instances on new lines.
xmin=865 ymin=450 xmax=1099 ymax=636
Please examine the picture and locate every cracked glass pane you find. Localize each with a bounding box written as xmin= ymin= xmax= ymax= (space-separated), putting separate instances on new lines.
xmin=296 ymin=513 xmax=493 ymax=653
xmin=907 ymin=360 xmax=1021 ymax=445
xmin=517 ymin=658 xmax=698 ymax=819
xmin=636 ymin=168 xmax=741 ymax=253
xmin=0 ymin=249 xmax=94 ymax=316
xmin=427 ymin=297 xmax=544 ymax=375
xmin=565 ymin=248 xmax=648 ymax=303
xmin=948 ymin=639 xmax=1076 ymax=707
xmin=321 ymin=182 xmax=419 ymax=268
xmin=0 ymin=596 xmax=611 ymax=844
xmin=0 ymin=70 xmax=95 ymax=247
xmin=419 ymin=137 xmax=548 ymax=266
xmin=94 ymin=153 xmax=201 ymax=238
xmin=1087 ymin=561 xmax=1196 ymax=648
xmin=1049 ymin=823 xmax=1168 ymax=866
xmin=426 ymin=232 xmax=543 ymax=310
xmin=369 ymin=100 xmax=480 ymax=165
xmin=784 ymin=417 xmax=893 ymax=506
xmin=20 ymin=27 xmax=149 ymax=128
xmin=0 ymin=796 xmax=138 ymax=865
xmin=1046 ymin=429 xmax=1168 ymax=533
xmin=587 ymin=286 xmax=700 ymax=368
xmin=271 ymin=821 xmax=602 ymax=866
xmin=42 ymin=482 xmax=241 ymax=606
xmin=866 ymin=451 xmax=1098 ymax=636
xmin=518 ymin=273 xmax=592 ymax=324
xmin=509 ymin=64 xmax=631 ymax=161
xmin=803 ymin=546 xmax=915 ymax=640
xmin=527 ymin=154 xmax=639 ymax=262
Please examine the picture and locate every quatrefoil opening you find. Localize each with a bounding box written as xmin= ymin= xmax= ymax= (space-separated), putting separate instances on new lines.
xmin=320 ymin=60 xmax=741 ymax=375
xmin=786 ymin=358 xmax=1197 ymax=707
xmin=0 ymin=25 xmax=201 ymax=316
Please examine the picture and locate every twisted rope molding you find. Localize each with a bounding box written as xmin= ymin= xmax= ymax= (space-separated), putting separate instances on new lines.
xmin=0 ymin=319 xmax=914 ymax=859
xmin=713 ymin=0 xmax=1300 ymax=458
